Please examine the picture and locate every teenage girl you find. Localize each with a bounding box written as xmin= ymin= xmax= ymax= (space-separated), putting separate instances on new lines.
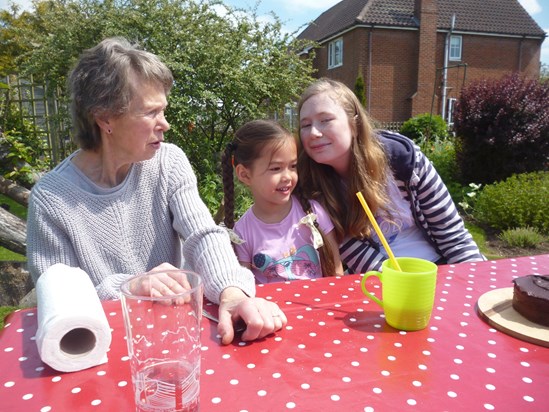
xmin=222 ymin=119 xmax=343 ymax=283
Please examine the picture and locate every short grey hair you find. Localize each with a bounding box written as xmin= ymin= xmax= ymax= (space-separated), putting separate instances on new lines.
xmin=68 ymin=37 xmax=174 ymax=150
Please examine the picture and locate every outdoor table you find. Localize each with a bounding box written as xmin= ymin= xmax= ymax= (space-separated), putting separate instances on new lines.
xmin=1 ymin=254 xmax=548 ymax=411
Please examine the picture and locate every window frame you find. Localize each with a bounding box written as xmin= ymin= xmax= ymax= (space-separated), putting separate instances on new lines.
xmin=328 ymin=38 xmax=343 ymax=69
xmin=449 ymin=35 xmax=462 ymax=61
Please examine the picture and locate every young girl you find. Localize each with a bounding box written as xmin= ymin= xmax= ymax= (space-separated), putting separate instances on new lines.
xmin=297 ymin=78 xmax=485 ymax=273
xmin=221 ymin=119 xmax=343 ymax=284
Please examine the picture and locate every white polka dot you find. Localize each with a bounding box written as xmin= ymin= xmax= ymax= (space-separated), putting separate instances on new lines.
xmin=387 ymin=356 xmax=396 ymax=361
xmin=456 ymin=345 xmax=464 ymax=350
xmin=331 ymin=394 xmax=340 ymax=401
xmin=407 ymin=399 xmax=417 ymax=406
xmin=40 ymin=407 xmax=52 ymax=412
xmin=412 ymin=380 xmax=422 ymax=387
xmin=447 ymin=391 xmax=457 ymax=398
xmin=96 ymin=370 xmax=106 ymax=376
xmin=487 ymin=353 xmax=496 ymax=359
xmin=211 ymin=397 xmax=221 ymax=404
xmin=360 ymin=347 xmax=368 ymax=353
xmin=117 ymin=380 xmax=128 ymax=387
xmin=35 ymin=366 xmax=44 ymax=372
xmin=394 ymin=342 xmax=402 ymax=348
xmin=272 ymin=373 xmax=281 ymax=378
xmin=450 ymin=374 xmax=460 ymax=380
xmin=522 ymin=377 xmax=532 ymax=383
xmin=222 ymin=354 xmax=231 ymax=359
xmin=523 ymin=396 xmax=534 ymax=402
xmin=373 ymin=387 xmax=382 ymax=394
xmin=487 ymin=340 xmax=496 ymax=345
xmin=205 ymin=369 xmax=214 ymax=375
xmin=18 ymin=356 xmax=27 ymax=362
xmin=247 ymin=363 xmax=256 ymax=369
xmin=342 ymin=377 xmax=351 ymax=382
xmin=51 ymin=376 xmax=61 ymax=382
xmin=298 ymin=344 xmax=306 ymax=349
xmin=521 ymin=361 xmax=530 ymax=367
xmin=91 ymin=399 xmax=101 ymax=406
xmin=4 ymin=347 xmax=14 ymax=352
xmin=4 ymin=381 xmax=15 ymax=387
xmin=71 ymin=387 xmax=81 ymax=394
xmin=486 ymin=368 xmax=496 ymax=373
xmin=301 ymin=383 xmax=310 ymax=389
xmin=286 ymin=358 xmax=295 ymax=363
xmin=422 ymin=350 xmax=431 ymax=356
xmin=230 ymin=379 xmax=239 ymax=385
xmin=519 ymin=347 xmax=529 ymax=353
xmin=324 ymin=353 xmax=332 ymax=358
xmin=365 ymin=407 xmax=375 ymax=412
xmin=286 ymin=402 xmax=297 ymax=408
xmin=453 ymin=359 xmax=463 ymax=365
xmin=381 ymin=370 xmax=390 ymax=377
xmin=22 ymin=393 xmax=33 ymax=400
xmin=313 ymin=367 xmax=322 ymax=372
xmin=333 ymin=340 xmax=341 ymax=344
xmin=257 ymin=390 xmax=267 ymax=396
xmin=418 ymin=364 xmax=427 ymax=370
xmin=484 ymin=403 xmax=495 ymax=410
xmin=351 ymin=361 xmax=360 ymax=367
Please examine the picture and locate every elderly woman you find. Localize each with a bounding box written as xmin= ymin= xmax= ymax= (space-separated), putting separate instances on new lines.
xmin=26 ymin=37 xmax=286 ymax=345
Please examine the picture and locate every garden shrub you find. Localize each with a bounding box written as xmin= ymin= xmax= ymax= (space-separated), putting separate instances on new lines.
xmin=420 ymin=137 xmax=462 ymax=203
xmin=453 ymin=74 xmax=549 ymax=184
xmin=473 ymin=171 xmax=549 ymax=234
xmin=400 ymin=113 xmax=449 ymax=144
xmin=498 ymin=227 xmax=545 ymax=249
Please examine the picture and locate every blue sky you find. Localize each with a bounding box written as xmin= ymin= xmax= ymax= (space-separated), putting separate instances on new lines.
xmin=2 ymin=0 xmax=548 ymax=65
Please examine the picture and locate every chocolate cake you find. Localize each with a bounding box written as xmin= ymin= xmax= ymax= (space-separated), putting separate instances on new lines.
xmin=512 ymin=275 xmax=549 ymax=327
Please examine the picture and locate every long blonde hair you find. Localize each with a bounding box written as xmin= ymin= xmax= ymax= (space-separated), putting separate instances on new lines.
xmin=297 ymin=78 xmax=391 ymax=242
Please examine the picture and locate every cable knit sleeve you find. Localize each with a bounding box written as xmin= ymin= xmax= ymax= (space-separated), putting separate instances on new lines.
xmin=163 ymin=145 xmax=256 ymax=304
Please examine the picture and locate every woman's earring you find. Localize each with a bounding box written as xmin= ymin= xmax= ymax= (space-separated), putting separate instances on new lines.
xmin=107 ymin=129 xmax=112 ymax=134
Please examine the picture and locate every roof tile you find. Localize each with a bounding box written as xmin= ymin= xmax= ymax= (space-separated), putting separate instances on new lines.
xmin=298 ymin=0 xmax=546 ymax=42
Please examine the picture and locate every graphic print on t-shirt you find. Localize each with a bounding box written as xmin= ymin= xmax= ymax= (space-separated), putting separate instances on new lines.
xmin=253 ymin=244 xmax=320 ymax=282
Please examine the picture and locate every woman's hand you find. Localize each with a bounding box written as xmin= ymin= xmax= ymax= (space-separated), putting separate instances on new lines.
xmin=217 ymin=287 xmax=287 ymax=345
xmin=128 ymin=263 xmax=192 ymax=301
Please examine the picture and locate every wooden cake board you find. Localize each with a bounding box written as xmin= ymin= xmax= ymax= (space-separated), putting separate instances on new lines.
xmin=476 ymin=287 xmax=549 ymax=348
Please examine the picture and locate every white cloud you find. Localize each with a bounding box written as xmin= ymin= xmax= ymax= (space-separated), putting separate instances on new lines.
xmin=518 ymin=0 xmax=542 ymax=15
xmin=0 ymin=0 xmax=33 ymax=12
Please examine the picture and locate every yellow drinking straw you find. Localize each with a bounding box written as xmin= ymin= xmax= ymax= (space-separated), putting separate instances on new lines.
xmin=356 ymin=191 xmax=402 ymax=271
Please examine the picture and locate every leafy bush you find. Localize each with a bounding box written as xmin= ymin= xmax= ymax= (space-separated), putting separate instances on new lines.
xmin=473 ymin=171 xmax=549 ymax=234
xmin=0 ymin=130 xmax=50 ymax=188
xmin=400 ymin=113 xmax=449 ymax=144
xmin=453 ymin=74 xmax=549 ymax=184
xmin=420 ymin=137 xmax=462 ymax=203
xmin=498 ymin=227 xmax=545 ymax=249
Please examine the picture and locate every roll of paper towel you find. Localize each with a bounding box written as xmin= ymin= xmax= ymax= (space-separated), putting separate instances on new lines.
xmin=35 ymin=263 xmax=112 ymax=372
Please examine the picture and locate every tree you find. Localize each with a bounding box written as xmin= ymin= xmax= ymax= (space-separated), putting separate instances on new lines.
xmin=1 ymin=0 xmax=316 ymax=212
xmin=354 ymin=71 xmax=366 ymax=108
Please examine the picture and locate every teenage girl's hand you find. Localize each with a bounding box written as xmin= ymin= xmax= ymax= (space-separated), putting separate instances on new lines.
xmin=217 ymin=287 xmax=287 ymax=345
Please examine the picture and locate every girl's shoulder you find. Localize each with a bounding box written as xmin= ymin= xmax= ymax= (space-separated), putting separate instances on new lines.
xmin=375 ymin=130 xmax=418 ymax=181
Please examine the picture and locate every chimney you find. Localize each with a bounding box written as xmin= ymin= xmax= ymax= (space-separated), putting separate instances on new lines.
xmin=412 ymin=0 xmax=438 ymax=116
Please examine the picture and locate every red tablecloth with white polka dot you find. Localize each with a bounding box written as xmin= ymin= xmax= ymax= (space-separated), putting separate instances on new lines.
xmin=2 ymin=255 xmax=549 ymax=411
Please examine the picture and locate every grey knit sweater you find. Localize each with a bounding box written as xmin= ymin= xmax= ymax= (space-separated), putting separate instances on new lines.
xmin=26 ymin=143 xmax=255 ymax=303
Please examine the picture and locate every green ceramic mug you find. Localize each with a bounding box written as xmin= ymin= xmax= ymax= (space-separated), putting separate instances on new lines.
xmin=361 ymin=257 xmax=438 ymax=331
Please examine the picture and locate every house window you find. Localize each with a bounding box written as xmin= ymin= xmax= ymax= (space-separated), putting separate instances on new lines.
xmin=449 ymin=35 xmax=462 ymax=61
xmin=447 ymin=98 xmax=457 ymax=125
xmin=328 ymin=38 xmax=343 ymax=68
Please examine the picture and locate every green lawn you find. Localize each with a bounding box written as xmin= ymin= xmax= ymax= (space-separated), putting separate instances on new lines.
xmin=0 ymin=194 xmax=27 ymax=261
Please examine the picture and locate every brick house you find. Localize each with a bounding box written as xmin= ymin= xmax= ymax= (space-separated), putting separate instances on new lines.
xmin=297 ymin=0 xmax=546 ymax=125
